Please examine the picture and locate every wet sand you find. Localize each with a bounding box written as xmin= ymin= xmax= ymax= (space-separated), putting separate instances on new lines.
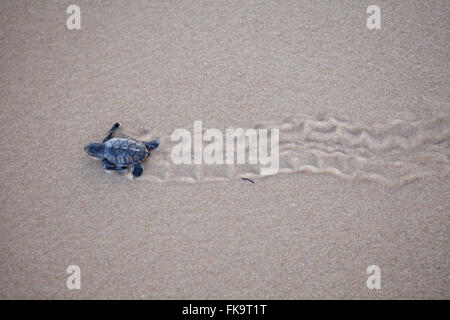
xmin=0 ymin=1 xmax=448 ymax=298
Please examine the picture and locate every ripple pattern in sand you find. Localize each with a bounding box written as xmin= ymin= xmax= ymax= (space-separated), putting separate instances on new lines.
xmin=120 ymin=115 xmax=449 ymax=186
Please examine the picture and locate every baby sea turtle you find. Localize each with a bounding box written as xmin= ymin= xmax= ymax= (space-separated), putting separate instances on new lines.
xmin=84 ymin=122 xmax=159 ymax=178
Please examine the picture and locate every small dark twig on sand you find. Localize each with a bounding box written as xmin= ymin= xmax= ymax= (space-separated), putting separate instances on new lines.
xmin=241 ymin=177 xmax=255 ymax=184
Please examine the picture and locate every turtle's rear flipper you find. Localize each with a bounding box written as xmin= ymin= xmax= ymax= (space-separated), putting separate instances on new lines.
xmin=103 ymin=122 xmax=120 ymax=143
xmin=102 ymin=159 xmax=126 ymax=171
xmin=132 ymin=163 xmax=143 ymax=178
xmin=144 ymin=139 xmax=159 ymax=150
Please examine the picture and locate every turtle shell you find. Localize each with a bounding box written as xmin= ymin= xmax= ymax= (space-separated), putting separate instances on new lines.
xmin=104 ymin=138 xmax=149 ymax=166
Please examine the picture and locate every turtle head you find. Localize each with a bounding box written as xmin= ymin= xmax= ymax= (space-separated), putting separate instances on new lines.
xmin=84 ymin=143 xmax=106 ymax=158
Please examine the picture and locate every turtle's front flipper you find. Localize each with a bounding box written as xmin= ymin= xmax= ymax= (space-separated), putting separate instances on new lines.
xmin=102 ymin=159 xmax=126 ymax=171
xmin=144 ymin=139 xmax=159 ymax=150
xmin=103 ymin=122 xmax=120 ymax=143
xmin=131 ymin=163 xmax=143 ymax=178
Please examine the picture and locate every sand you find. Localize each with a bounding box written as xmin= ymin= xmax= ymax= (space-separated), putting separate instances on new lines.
xmin=0 ymin=0 xmax=448 ymax=299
